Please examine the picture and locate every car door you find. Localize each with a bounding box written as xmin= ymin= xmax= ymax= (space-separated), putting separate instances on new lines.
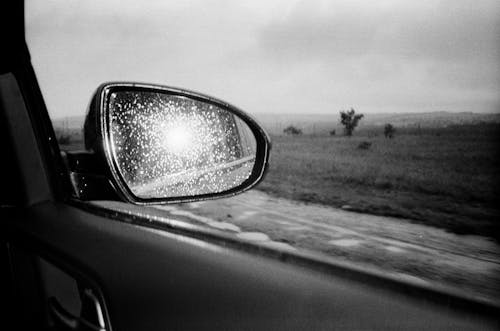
xmin=1 ymin=1 xmax=498 ymax=330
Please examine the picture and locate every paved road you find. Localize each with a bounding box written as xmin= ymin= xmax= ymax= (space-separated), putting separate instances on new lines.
xmin=152 ymin=190 xmax=500 ymax=303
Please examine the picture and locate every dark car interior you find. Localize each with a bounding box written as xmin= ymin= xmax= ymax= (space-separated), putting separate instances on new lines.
xmin=1 ymin=1 xmax=498 ymax=330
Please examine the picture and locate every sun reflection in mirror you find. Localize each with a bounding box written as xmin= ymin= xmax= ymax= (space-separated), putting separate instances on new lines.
xmin=162 ymin=126 xmax=193 ymax=153
xmin=159 ymin=121 xmax=196 ymax=156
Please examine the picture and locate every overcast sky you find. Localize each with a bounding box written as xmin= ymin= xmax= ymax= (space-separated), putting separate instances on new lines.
xmin=26 ymin=0 xmax=500 ymax=118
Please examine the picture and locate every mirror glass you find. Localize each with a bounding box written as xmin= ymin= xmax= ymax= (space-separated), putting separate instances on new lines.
xmin=108 ymin=91 xmax=257 ymax=199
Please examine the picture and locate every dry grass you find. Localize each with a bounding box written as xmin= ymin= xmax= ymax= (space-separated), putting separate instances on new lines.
xmin=258 ymin=128 xmax=500 ymax=238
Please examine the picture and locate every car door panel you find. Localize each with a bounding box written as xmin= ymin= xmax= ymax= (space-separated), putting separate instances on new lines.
xmin=2 ymin=202 xmax=498 ymax=330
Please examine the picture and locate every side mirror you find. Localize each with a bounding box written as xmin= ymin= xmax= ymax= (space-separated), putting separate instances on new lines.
xmin=83 ymin=82 xmax=270 ymax=204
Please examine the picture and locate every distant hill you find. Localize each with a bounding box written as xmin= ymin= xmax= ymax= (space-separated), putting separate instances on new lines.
xmin=52 ymin=112 xmax=500 ymax=135
xmin=254 ymin=112 xmax=500 ymax=135
xmin=357 ymin=112 xmax=500 ymax=128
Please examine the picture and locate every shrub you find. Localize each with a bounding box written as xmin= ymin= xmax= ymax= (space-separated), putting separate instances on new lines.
xmin=357 ymin=141 xmax=372 ymax=150
xmin=384 ymin=123 xmax=396 ymax=139
xmin=283 ymin=125 xmax=302 ymax=135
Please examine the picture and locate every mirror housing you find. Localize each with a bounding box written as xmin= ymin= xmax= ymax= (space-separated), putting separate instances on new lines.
xmin=83 ymin=82 xmax=270 ymax=205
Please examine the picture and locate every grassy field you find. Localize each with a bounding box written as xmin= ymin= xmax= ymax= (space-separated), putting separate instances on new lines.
xmin=56 ymin=124 xmax=500 ymax=239
xmin=258 ymin=126 xmax=500 ymax=239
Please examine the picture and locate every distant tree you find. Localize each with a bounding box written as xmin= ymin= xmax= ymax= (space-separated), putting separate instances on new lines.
xmin=340 ymin=108 xmax=364 ymax=136
xmin=329 ymin=129 xmax=336 ymax=136
xmin=283 ymin=125 xmax=302 ymax=135
xmin=384 ymin=123 xmax=396 ymax=139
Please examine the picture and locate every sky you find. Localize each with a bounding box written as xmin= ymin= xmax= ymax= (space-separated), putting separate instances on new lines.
xmin=26 ymin=0 xmax=500 ymax=118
